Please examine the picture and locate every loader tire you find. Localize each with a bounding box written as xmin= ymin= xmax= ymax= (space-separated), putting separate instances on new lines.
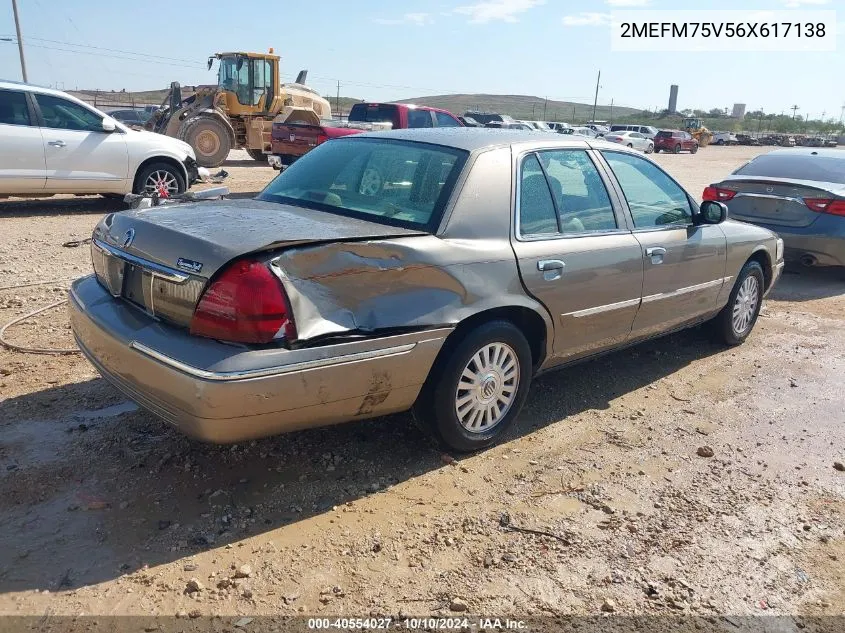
xmin=246 ymin=148 xmax=269 ymax=163
xmin=181 ymin=117 xmax=231 ymax=168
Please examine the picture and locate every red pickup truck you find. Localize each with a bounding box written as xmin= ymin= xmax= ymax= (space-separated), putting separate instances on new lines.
xmin=269 ymin=102 xmax=463 ymax=169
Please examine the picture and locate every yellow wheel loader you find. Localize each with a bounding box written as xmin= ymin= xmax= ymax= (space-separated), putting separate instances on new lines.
xmin=145 ymin=51 xmax=332 ymax=167
xmin=683 ymin=117 xmax=714 ymax=148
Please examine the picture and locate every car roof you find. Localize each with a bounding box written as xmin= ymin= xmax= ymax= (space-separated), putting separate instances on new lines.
xmin=0 ymin=78 xmax=70 ymax=97
xmin=763 ymin=147 xmax=844 ymax=159
xmin=348 ymin=127 xmax=635 ymax=154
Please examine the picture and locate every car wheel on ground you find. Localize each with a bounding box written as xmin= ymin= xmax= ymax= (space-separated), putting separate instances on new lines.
xmin=691 ymin=144 xmax=698 ymax=154
xmin=414 ymin=320 xmax=533 ymax=452
xmin=717 ymin=139 xmax=725 ymax=145
xmin=674 ymin=144 xmax=682 ymax=154
xmin=180 ymin=116 xmax=231 ymax=167
xmin=627 ymin=143 xmax=633 ymax=148
xmin=133 ymin=162 xmax=186 ymax=196
xmin=646 ymin=143 xmax=654 ymax=154
xmin=246 ymin=148 xmax=268 ymax=163
xmin=713 ymin=260 xmax=764 ymax=346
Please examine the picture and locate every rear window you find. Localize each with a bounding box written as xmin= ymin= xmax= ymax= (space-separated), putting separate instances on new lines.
xmin=733 ymin=154 xmax=845 ymax=184
xmin=348 ymin=104 xmax=400 ymax=128
xmin=656 ymin=131 xmax=672 ymax=138
xmin=257 ymin=138 xmax=468 ymax=231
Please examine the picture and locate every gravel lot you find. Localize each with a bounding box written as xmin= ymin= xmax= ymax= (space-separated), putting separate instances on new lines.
xmin=1 ymin=146 xmax=844 ymax=625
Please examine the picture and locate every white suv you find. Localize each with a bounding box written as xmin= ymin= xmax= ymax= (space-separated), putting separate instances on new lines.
xmin=0 ymin=80 xmax=202 ymax=198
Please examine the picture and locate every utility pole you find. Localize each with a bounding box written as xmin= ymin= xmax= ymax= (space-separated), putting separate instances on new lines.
xmin=572 ymin=105 xmax=576 ymax=123
xmin=791 ymin=104 xmax=799 ymax=120
xmin=592 ymin=70 xmax=601 ymax=123
xmin=839 ymin=104 xmax=845 ymax=125
xmin=11 ymin=0 xmax=28 ymax=82
xmin=532 ymin=102 xmax=536 ymax=118
xmin=609 ymin=98 xmax=614 ymax=126
xmin=542 ymin=97 xmax=547 ymax=120
xmin=335 ymin=80 xmax=340 ymax=117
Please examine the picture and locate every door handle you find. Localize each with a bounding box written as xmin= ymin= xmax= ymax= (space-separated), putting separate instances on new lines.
xmin=537 ymin=259 xmax=565 ymax=281
xmin=48 ymin=140 xmax=66 ymax=148
xmin=645 ymin=247 xmax=666 ymax=265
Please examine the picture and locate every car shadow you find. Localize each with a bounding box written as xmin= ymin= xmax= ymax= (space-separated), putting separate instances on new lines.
xmin=0 ymin=325 xmax=727 ymax=593
xmin=768 ymin=265 xmax=845 ymax=302
xmin=0 ymin=196 xmax=124 ymax=218
xmin=221 ymin=159 xmax=270 ymax=168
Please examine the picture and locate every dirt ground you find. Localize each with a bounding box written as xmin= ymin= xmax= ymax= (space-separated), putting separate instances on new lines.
xmin=1 ymin=146 xmax=844 ymax=627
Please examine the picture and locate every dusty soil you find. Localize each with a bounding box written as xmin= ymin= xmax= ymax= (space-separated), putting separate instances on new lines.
xmin=1 ymin=147 xmax=844 ymax=627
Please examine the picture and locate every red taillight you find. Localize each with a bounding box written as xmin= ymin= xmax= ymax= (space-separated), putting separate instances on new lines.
xmin=190 ymin=260 xmax=295 ymax=344
xmin=804 ymin=198 xmax=845 ymax=216
xmin=316 ymin=134 xmax=328 ymax=145
xmin=702 ymin=186 xmax=736 ymax=202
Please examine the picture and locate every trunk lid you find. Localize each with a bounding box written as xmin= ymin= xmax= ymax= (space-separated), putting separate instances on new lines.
xmin=92 ymin=199 xmax=424 ymax=328
xmin=719 ymin=177 xmax=843 ymax=228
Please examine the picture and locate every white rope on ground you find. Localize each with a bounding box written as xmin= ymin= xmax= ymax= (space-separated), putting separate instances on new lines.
xmin=0 ymin=299 xmax=81 ymax=355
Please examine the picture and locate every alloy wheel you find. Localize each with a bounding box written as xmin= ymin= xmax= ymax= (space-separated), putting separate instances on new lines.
xmin=144 ymin=170 xmax=179 ymax=196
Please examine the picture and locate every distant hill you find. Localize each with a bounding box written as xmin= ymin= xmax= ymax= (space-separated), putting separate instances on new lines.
xmin=68 ymin=88 xmax=646 ymax=124
xmin=394 ymin=94 xmax=644 ymax=123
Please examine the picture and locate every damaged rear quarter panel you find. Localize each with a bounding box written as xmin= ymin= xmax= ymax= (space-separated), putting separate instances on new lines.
xmin=270 ymin=146 xmax=555 ymax=351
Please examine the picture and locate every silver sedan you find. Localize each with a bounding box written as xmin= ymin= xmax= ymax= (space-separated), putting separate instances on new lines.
xmin=70 ymin=129 xmax=783 ymax=452
xmin=603 ymin=130 xmax=655 ymax=153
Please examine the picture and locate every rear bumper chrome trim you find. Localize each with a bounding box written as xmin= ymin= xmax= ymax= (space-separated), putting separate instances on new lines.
xmin=93 ymin=239 xmax=190 ymax=283
xmin=129 ymin=340 xmax=418 ymax=382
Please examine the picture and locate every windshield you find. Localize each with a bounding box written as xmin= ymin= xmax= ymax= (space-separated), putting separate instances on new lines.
xmin=734 ymin=154 xmax=845 ymax=184
xmin=257 ymin=138 xmax=469 ymax=231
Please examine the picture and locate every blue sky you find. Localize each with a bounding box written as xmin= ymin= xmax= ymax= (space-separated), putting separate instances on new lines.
xmin=1 ymin=0 xmax=843 ymax=120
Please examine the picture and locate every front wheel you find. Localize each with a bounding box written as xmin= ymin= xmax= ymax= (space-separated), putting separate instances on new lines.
xmin=712 ymin=260 xmax=764 ymax=345
xmin=674 ymin=143 xmax=682 ymax=154
xmin=133 ymin=162 xmax=186 ymax=196
xmin=181 ymin=116 xmax=232 ymax=167
xmin=414 ymin=321 xmax=533 ymax=452
xmin=646 ymin=143 xmax=654 ymax=154
xmin=691 ymin=144 xmax=699 ymax=154
xmin=627 ymin=143 xmax=633 ymax=148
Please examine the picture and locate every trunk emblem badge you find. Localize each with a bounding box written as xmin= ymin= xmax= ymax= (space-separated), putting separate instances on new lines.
xmin=766 ymin=186 xmax=774 ymax=193
xmin=121 ymin=229 xmax=135 ymax=248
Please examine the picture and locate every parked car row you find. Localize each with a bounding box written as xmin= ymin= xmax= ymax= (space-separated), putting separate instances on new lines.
xmin=0 ymin=80 xmax=205 ymax=198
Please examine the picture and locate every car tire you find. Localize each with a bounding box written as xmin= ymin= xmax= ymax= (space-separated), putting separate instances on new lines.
xmin=180 ymin=116 xmax=232 ymax=168
xmin=674 ymin=143 xmax=682 ymax=154
xmin=712 ymin=260 xmax=765 ymax=346
xmin=691 ymin=144 xmax=699 ymax=154
xmin=246 ymin=148 xmax=268 ymax=163
xmin=627 ymin=143 xmax=633 ymax=148
xmin=133 ymin=162 xmax=187 ymax=196
xmin=646 ymin=143 xmax=654 ymax=154
xmin=414 ymin=320 xmax=533 ymax=453
xmin=654 ymin=148 xmax=661 ymax=153
xmin=716 ymin=139 xmax=725 ymax=145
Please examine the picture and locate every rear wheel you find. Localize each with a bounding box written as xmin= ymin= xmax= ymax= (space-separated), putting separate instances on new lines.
xmin=414 ymin=320 xmax=533 ymax=452
xmin=712 ymin=260 xmax=764 ymax=346
xmin=627 ymin=143 xmax=633 ymax=148
xmin=674 ymin=143 xmax=682 ymax=154
xmin=181 ymin=116 xmax=231 ymax=168
xmin=716 ymin=139 xmax=725 ymax=145
xmin=646 ymin=143 xmax=654 ymax=153
xmin=133 ymin=162 xmax=186 ymax=196
xmin=691 ymin=144 xmax=699 ymax=154
xmin=246 ymin=148 xmax=268 ymax=163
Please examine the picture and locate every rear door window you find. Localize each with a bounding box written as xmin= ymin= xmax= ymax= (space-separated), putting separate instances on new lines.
xmin=0 ymin=89 xmax=32 ymax=126
xmin=407 ymin=109 xmax=434 ymax=128
xmin=348 ymin=104 xmax=400 ymax=129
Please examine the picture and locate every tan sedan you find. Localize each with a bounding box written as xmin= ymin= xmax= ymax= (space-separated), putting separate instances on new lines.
xmin=70 ymin=129 xmax=784 ymax=452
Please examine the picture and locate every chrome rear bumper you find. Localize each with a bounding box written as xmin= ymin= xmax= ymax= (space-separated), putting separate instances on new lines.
xmin=69 ymin=275 xmax=450 ymax=443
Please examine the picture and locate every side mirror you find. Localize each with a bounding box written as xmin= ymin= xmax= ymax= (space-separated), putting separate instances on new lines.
xmin=699 ymin=200 xmax=728 ymax=224
xmin=102 ymin=117 xmax=116 ymax=133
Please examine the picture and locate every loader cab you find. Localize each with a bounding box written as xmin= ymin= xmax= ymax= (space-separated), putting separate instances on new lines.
xmin=211 ymin=52 xmax=279 ymax=116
